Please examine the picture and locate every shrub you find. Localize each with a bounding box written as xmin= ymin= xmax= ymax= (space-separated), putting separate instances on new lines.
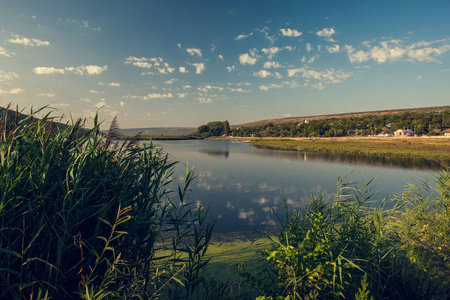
xmin=242 ymin=169 xmax=450 ymax=299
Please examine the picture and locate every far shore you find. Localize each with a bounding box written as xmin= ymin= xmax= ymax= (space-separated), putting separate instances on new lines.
xmin=213 ymin=135 xmax=450 ymax=162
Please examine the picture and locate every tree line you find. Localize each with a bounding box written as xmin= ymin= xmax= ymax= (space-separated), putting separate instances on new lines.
xmin=195 ymin=110 xmax=450 ymax=138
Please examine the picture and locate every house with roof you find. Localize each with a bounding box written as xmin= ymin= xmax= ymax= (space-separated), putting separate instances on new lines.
xmin=443 ymin=129 xmax=450 ymax=136
xmin=394 ymin=129 xmax=414 ymax=137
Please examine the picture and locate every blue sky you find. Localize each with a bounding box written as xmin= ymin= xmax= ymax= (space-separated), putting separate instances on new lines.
xmin=0 ymin=0 xmax=449 ymax=128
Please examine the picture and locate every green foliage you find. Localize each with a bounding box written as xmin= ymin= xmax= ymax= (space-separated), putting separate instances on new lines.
xmin=239 ymin=169 xmax=450 ymax=299
xmin=231 ymin=109 xmax=450 ymax=137
xmin=392 ymin=168 xmax=450 ymax=297
xmin=0 ymin=105 xmax=214 ymax=299
xmin=196 ymin=120 xmax=231 ymax=138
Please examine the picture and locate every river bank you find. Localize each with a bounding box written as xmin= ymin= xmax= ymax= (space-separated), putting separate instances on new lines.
xmin=217 ymin=136 xmax=450 ymax=162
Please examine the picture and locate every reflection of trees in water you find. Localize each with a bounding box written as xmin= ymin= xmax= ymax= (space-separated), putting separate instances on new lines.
xmin=252 ymin=148 xmax=443 ymax=171
xmin=198 ymin=149 xmax=230 ymax=158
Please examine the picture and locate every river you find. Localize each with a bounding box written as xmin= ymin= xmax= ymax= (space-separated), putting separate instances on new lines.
xmin=147 ymin=139 xmax=441 ymax=233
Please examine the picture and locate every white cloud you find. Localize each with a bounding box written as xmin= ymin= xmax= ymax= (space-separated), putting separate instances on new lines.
xmin=226 ymin=65 xmax=235 ymax=72
xmin=218 ymin=54 xmax=224 ymax=61
xmin=345 ymin=39 xmax=450 ymax=64
xmin=186 ymin=48 xmax=202 ymax=57
xmin=89 ymin=90 xmax=100 ymax=94
xmin=64 ymin=18 xmax=101 ymax=32
xmin=198 ymin=97 xmax=212 ymax=103
xmin=157 ymin=62 xmax=175 ymax=74
xmin=316 ymin=28 xmax=336 ymax=41
xmin=85 ymin=65 xmax=107 ymax=75
xmin=253 ymin=70 xmax=273 ymax=78
xmin=311 ymin=83 xmax=325 ymax=90
xmin=191 ymin=63 xmax=206 ymax=74
xmin=183 ymin=85 xmax=192 ymax=89
xmin=95 ymin=101 xmax=106 ymax=108
xmin=80 ymin=98 xmax=91 ymax=103
xmin=179 ymin=66 xmax=189 ymax=73
xmin=177 ymin=93 xmax=188 ymax=98
xmin=275 ymin=72 xmax=283 ymax=79
xmin=53 ymin=102 xmax=70 ymax=108
xmin=301 ymin=56 xmax=306 ymax=63
xmin=287 ymin=67 xmax=352 ymax=85
xmin=197 ymin=85 xmax=224 ymax=93
xmin=406 ymin=44 xmax=450 ymax=63
xmin=108 ymin=82 xmax=120 ymax=87
xmin=124 ymin=56 xmax=163 ymax=69
xmin=33 ymin=65 xmax=107 ymax=75
xmin=283 ymin=113 xmax=292 ymax=118
xmin=147 ymin=93 xmax=173 ymax=99
xmin=308 ymin=56 xmax=317 ymax=64
xmin=235 ymin=32 xmax=254 ymax=41
xmin=239 ymin=49 xmax=259 ymax=65
xmin=280 ymin=28 xmax=302 ymax=37
xmin=33 ymin=67 xmax=66 ymax=75
xmin=326 ymin=44 xmax=340 ymax=53
xmin=229 ymin=87 xmax=245 ymax=92
xmin=0 ymin=87 xmax=24 ymax=94
xmin=36 ymin=90 xmax=55 ymax=97
xmin=306 ymin=43 xmax=312 ymax=52
xmin=8 ymin=35 xmax=50 ymax=46
xmin=211 ymin=44 xmax=216 ymax=52
xmin=417 ymin=75 xmax=423 ymax=80
xmin=0 ymin=70 xmax=19 ymax=81
xmin=262 ymin=47 xmax=281 ymax=59
xmin=165 ymin=78 xmax=177 ymax=84
xmin=263 ymin=61 xmax=281 ymax=68
xmin=259 ymin=83 xmax=283 ymax=91
xmin=0 ymin=46 xmax=15 ymax=57
xmin=177 ymin=43 xmax=182 ymax=48
xmin=120 ymin=101 xmax=126 ymax=106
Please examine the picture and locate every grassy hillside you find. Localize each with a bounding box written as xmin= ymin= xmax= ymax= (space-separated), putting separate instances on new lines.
xmin=112 ymin=127 xmax=197 ymax=137
xmin=234 ymin=106 xmax=450 ymax=128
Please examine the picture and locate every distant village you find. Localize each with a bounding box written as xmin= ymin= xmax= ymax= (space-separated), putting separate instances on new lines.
xmin=197 ymin=109 xmax=450 ymax=138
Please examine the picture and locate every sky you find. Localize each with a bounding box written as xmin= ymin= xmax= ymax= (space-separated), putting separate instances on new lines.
xmin=0 ymin=0 xmax=449 ymax=129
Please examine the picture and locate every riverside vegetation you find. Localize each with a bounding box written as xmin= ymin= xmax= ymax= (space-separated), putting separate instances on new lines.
xmin=1 ymin=105 xmax=450 ymax=299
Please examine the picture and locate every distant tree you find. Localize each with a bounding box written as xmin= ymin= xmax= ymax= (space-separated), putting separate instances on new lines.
xmin=223 ymin=120 xmax=230 ymax=136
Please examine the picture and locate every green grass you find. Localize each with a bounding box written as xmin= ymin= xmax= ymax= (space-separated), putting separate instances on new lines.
xmin=251 ymin=137 xmax=450 ymax=161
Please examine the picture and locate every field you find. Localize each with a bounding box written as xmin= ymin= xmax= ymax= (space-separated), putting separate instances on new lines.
xmin=246 ymin=136 xmax=450 ymax=162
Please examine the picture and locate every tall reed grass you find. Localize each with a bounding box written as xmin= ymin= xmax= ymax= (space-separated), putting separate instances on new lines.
xmin=241 ymin=170 xmax=450 ymax=299
xmin=0 ymin=105 xmax=214 ymax=299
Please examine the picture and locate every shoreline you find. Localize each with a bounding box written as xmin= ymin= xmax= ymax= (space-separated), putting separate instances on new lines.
xmin=214 ymin=136 xmax=450 ymax=162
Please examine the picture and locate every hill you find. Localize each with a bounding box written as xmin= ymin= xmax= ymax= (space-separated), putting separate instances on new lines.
xmin=234 ymin=106 xmax=450 ymax=128
xmin=116 ymin=127 xmax=197 ymax=137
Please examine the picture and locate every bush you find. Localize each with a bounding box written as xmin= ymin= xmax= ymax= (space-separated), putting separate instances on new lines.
xmin=0 ymin=106 xmax=214 ymax=299
xmin=242 ymin=170 xmax=450 ymax=299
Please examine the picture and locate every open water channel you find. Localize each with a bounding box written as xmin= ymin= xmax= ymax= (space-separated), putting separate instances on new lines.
xmin=147 ymin=140 xmax=441 ymax=233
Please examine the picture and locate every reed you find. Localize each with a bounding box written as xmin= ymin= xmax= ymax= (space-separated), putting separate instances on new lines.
xmin=241 ymin=169 xmax=450 ymax=299
xmin=0 ymin=105 xmax=214 ymax=299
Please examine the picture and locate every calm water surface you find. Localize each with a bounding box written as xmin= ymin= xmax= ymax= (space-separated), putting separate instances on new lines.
xmin=148 ymin=140 xmax=441 ymax=233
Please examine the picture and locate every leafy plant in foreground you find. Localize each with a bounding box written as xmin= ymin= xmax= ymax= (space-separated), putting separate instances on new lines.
xmin=0 ymin=105 xmax=214 ymax=299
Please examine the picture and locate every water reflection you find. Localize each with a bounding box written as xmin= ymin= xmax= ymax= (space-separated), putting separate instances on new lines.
xmin=151 ymin=140 xmax=440 ymax=233
xmin=252 ymin=147 xmax=443 ymax=171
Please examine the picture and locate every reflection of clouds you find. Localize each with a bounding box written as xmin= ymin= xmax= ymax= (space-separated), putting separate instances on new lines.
xmin=283 ymin=186 xmax=299 ymax=194
xmin=196 ymin=171 xmax=224 ymax=190
xmin=262 ymin=206 xmax=272 ymax=213
xmin=229 ymin=181 xmax=250 ymax=193
xmin=261 ymin=218 xmax=277 ymax=226
xmin=226 ymin=201 xmax=234 ymax=209
xmin=252 ymin=196 xmax=270 ymax=205
xmin=238 ymin=208 xmax=255 ymax=219
xmin=259 ymin=183 xmax=280 ymax=192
